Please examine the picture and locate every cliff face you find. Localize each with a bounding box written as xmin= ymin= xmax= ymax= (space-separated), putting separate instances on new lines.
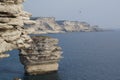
xmin=0 ymin=0 xmax=35 ymax=58
xmin=25 ymin=17 xmax=103 ymax=34
xmin=26 ymin=17 xmax=63 ymax=34
xmin=58 ymin=21 xmax=92 ymax=32
xmin=19 ymin=36 xmax=62 ymax=75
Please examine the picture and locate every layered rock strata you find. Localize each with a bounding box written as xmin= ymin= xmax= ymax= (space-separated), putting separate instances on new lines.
xmin=0 ymin=0 xmax=35 ymax=58
xmin=25 ymin=17 xmax=64 ymax=34
xmin=25 ymin=17 xmax=103 ymax=34
xmin=19 ymin=36 xmax=62 ymax=75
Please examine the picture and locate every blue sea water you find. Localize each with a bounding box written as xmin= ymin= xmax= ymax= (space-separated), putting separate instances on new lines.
xmin=0 ymin=31 xmax=120 ymax=80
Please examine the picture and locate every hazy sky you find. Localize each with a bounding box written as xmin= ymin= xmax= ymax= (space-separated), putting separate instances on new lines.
xmin=24 ymin=0 xmax=120 ymax=29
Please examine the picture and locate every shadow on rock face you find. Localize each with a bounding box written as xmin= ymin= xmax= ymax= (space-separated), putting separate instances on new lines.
xmin=23 ymin=72 xmax=61 ymax=80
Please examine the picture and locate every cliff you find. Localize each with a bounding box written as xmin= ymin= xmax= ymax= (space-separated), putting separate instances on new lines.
xmin=25 ymin=17 xmax=63 ymax=34
xmin=0 ymin=0 xmax=35 ymax=58
xmin=57 ymin=21 xmax=92 ymax=32
xmin=24 ymin=17 xmax=103 ymax=34
xmin=0 ymin=0 xmax=62 ymax=76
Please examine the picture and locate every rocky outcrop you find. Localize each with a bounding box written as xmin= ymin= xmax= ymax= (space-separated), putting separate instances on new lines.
xmin=19 ymin=36 xmax=62 ymax=75
xmin=25 ymin=17 xmax=103 ymax=34
xmin=0 ymin=0 xmax=35 ymax=58
xmin=0 ymin=0 xmax=62 ymax=76
xmin=25 ymin=17 xmax=64 ymax=34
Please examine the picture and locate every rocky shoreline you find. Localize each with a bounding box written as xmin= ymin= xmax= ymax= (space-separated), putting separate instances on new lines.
xmin=24 ymin=17 xmax=103 ymax=34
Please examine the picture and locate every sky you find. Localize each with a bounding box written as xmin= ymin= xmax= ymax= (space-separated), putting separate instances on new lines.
xmin=24 ymin=0 xmax=120 ymax=29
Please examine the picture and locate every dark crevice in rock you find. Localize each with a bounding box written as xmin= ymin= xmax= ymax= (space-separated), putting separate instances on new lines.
xmin=0 ymin=12 xmax=16 ymax=18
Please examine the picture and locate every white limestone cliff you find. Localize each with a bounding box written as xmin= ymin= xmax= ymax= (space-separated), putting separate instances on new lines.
xmin=0 ymin=0 xmax=35 ymax=58
xmin=25 ymin=17 xmax=103 ymax=34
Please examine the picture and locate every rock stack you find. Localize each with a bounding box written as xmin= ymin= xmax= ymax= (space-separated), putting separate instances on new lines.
xmin=0 ymin=0 xmax=35 ymax=58
xmin=19 ymin=36 xmax=62 ymax=75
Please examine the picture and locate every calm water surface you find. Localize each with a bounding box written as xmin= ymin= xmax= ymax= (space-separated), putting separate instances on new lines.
xmin=0 ymin=31 xmax=120 ymax=80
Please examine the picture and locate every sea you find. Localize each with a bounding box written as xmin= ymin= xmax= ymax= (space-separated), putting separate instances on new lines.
xmin=0 ymin=31 xmax=120 ymax=80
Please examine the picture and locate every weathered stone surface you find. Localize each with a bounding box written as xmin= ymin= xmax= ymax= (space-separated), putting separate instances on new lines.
xmin=1 ymin=30 xmax=21 ymax=41
xmin=7 ymin=18 xmax=24 ymax=26
xmin=23 ymin=20 xmax=36 ymax=25
xmin=0 ymin=53 xmax=10 ymax=58
xmin=0 ymin=39 xmax=17 ymax=53
xmin=0 ymin=0 xmax=34 ymax=57
xmin=0 ymin=18 xmax=9 ymax=23
xmin=19 ymin=36 xmax=62 ymax=75
xmin=20 ymin=11 xmax=32 ymax=18
xmin=25 ymin=63 xmax=58 ymax=75
xmin=0 ymin=4 xmax=23 ymax=15
xmin=0 ymin=23 xmax=13 ymax=29
xmin=0 ymin=0 xmax=25 ymax=4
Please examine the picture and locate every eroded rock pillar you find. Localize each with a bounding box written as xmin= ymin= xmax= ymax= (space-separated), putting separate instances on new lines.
xmin=19 ymin=36 xmax=62 ymax=75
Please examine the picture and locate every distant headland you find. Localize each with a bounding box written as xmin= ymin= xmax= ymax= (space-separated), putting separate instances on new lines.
xmin=24 ymin=17 xmax=104 ymax=34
